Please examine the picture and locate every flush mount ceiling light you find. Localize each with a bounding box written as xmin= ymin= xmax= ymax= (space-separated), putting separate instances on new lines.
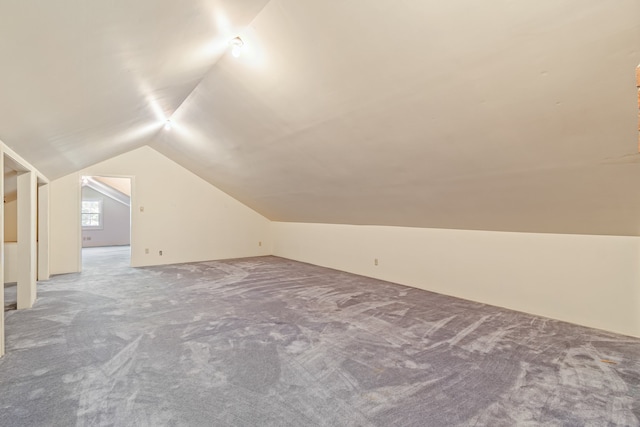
xmin=229 ymin=36 xmax=244 ymax=58
xmin=164 ymin=120 xmax=172 ymax=131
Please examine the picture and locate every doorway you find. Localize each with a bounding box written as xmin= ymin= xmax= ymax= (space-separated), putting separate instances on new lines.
xmin=3 ymin=163 xmax=18 ymax=312
xmin=80 ymin=176 xmax=132 ymax=270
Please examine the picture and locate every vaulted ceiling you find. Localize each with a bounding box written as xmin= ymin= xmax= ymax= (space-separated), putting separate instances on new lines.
xmin=1 ymin=0 xmax=640 ymax=235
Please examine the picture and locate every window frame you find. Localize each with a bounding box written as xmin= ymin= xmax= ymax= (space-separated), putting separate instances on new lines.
xmin=81 ymin=198 xmax=104 ymax=230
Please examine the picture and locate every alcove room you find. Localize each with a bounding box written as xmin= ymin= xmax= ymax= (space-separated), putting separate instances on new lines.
xmin=0 ymin=1 xmax=640 ymax=425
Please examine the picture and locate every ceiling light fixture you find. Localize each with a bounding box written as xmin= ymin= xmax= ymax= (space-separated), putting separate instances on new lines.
xmin=229 ymin=36 xmax=244 ymax=58
xmin=164 ymin=120 xmax=172 ymax=131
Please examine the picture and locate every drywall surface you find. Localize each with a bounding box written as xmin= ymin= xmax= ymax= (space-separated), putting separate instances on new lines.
xmin=2 ymin=241 xmax=36 ymax=283
xmin=272 ymin=222 xmax=640 ymax=337
xmin=4 ymin=200 xmax=16 ymax=242
xmin=50 ymin=173 xmax=82 ymax=274
xmin=152 ymin=1 xmax=640 ymax=237
xmin=50 ymin=146 xmax=271 ymax=273
xmin=4 ymin=242 xmax=17 ymax=283
xmin=81 ymin=186 xmax=130 ymax=247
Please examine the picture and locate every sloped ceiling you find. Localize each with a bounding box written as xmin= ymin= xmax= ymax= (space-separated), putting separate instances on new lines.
xmin=0 ymin=0 xmax=269 ymax=177
xmin=93 ymin=176 xmax=131 ymax=197
xmin=1 ymin=1 xmax=640 ymax=235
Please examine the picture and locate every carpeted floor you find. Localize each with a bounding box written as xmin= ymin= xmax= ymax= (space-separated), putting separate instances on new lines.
xmin=1 ymin=246 xmax=640 ymax=426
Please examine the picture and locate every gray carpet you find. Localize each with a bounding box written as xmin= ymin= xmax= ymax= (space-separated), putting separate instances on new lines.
xmin=1 ymin=246 xmax=640 ymax=426
xmin=4 ymin=283 xmax=17 ymax=312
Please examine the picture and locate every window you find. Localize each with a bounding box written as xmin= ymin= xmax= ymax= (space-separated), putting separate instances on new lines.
xmin=82 ymin=199 xmax=102 ymax=228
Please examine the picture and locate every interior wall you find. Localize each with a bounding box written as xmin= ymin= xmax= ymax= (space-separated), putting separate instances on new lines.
xmin=4 ymin=199 xmax=16 ymax=241
xmin=81 ymin=186 xmax=130 ymax=247
xmin=50 ymin=146 xmax=271 ymax=274
xmin=50 ymin=173 xmax=82 ymax=274
xmin=272 ymin=222 xmax=640 ymax=338
xmin=4 ymin=242 xmax=17 ymax=283
xmin=46 ymin=145 xmax=640 ymax=337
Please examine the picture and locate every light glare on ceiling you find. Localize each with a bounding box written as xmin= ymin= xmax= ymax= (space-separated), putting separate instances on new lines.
xmin=230 ymin=37 xmax=244 ymax=58
xmin=164 ymin=120 xmax=173 ymax=131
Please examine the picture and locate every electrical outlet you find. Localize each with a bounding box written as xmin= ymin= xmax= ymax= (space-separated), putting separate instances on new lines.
xmin=259 ymin=241 xmax=262 ymax=247
xmin=145 ymin=248 xmax=149 ymax=254
xmin=159 ymin=250 xmax=163 ymax=256
xmin=374 ymin=258 xmax=378 ymax=266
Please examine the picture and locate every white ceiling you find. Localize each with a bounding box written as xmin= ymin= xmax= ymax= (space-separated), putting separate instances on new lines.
xmin=1 ymin=0 xmax=640 ymax=235
xmin=0 ymin=0 xmax=269 ymax=177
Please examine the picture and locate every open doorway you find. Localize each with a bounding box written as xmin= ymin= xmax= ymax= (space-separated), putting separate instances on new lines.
xmin=80 ymin=176 xmax=132 ymax=271
xmin=3 ymin=154 xmax=47 ymax=314
xmin=3 ymin=163 xmax=18 ymax=312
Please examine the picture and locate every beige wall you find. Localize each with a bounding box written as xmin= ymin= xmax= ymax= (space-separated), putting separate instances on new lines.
xmin=4 ymin=242 xmax=17 ymax=283
xmin=272 ymin=222 xmax=640 ymax=338
xmin=46 ymin=145 xmax=640 ymax=338
xmin=50 ymin=146 xmax=271 ymax=274
xmin=50 ymin=173 xmax=82 ymax=274
xmin=4 ymin=199 xmax=17 ymax=242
